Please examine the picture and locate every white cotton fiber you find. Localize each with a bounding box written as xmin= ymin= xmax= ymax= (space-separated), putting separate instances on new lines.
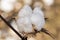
xmin=18 ymin=5 xmax=32 ymax=17
xmin=31 ymin=7 xmax=45 ymax=31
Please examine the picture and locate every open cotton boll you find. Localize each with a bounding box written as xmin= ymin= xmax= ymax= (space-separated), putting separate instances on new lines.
xmin=18 ymin=5 xmax=32 ymax=17
xmin=22 ymin=17 xmax=33 ymax=33
xmin=0 ymin=1 xmax=14 ymax=13
xmin=23 ymin=0 xmax=32 ymax=5
xmin=33 ymin=1 xmax=44 ymax=17
xmin=33 ymin=7 xmax=44 ymax=17
xmin=16 ymin=17 xmax=33 ymax=33
xmin=31 ymin=7 xmax=45 ymax=31
xmin=42 ymin=0 xmax=54 ymax=6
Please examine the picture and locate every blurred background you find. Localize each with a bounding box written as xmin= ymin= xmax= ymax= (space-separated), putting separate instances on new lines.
xmin=0 ymin=0 xmax=60 ymax=40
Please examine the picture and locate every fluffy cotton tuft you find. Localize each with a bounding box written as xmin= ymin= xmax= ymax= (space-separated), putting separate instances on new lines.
xmin=16 ymin=5 xmax=33 ymax=33
xmin=33 ymin=7 xmax=44 ymax=17
xmin=16 ymin=17 xmax=33 ymax=33
xmin=18 ymin=5 xmax=32 ymax=17
xmin=31 ymin=7 xmax=45 ymax=31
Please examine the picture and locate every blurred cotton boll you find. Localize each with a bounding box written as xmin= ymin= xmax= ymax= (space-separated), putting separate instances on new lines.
xmin=23 ymin=0 xmax=32 ymax=5
xmin=42 ymin=0 xmax=54 ymax=6
xmin=18 ymin=5 xmax=32 ymax=17
xmin=0 ymin=0 xmax=16 ymax=13
xmin=0 ymin=2 xmax=14 ymax=13
xmin=31 ymin=7 xmax=45 ymax=31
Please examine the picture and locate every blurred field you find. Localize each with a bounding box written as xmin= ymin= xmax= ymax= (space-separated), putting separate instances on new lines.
xmin=0 ymin=0 xmax=60 ymax=40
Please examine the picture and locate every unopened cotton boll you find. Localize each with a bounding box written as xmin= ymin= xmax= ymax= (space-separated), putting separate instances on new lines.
xmin=31 ymin=7 xmax=45 ymax=31
xmin=42 ymin=0 xmax=54 ymax=6
xmin=16 ymin=17 xmax=33 ymax=33
xmin=18 ymin=5 xmax=32 ymax=17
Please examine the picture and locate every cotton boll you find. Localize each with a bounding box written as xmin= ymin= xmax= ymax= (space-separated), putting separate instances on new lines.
xmin=17 ymin=5 xmax=33 ymax=33
xmin=22 ymin=17 xmax=33 ymax=33
xmin=0 ymin=1 xmax=14 ymax=13
xmin=23 ymin=0 xmax=32 ymax=5
xmin=33 ymin=1 xmax=44 ymax=17
xmin=16 ymin=17 xmax=33 ymax=33
xmin=42 ymin=0 xmax=54 ymax=6
xmin=18 ymin=5 xmax=32 ymax=17
xmin=31 ymin=7 xmax=45 ymax=31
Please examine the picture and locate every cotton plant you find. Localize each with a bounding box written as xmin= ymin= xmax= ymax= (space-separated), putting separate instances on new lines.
xmin=15 ymin=4 xmax=45 ymax=40
xmin=15 ymin=3 xmax=45 ymax=34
